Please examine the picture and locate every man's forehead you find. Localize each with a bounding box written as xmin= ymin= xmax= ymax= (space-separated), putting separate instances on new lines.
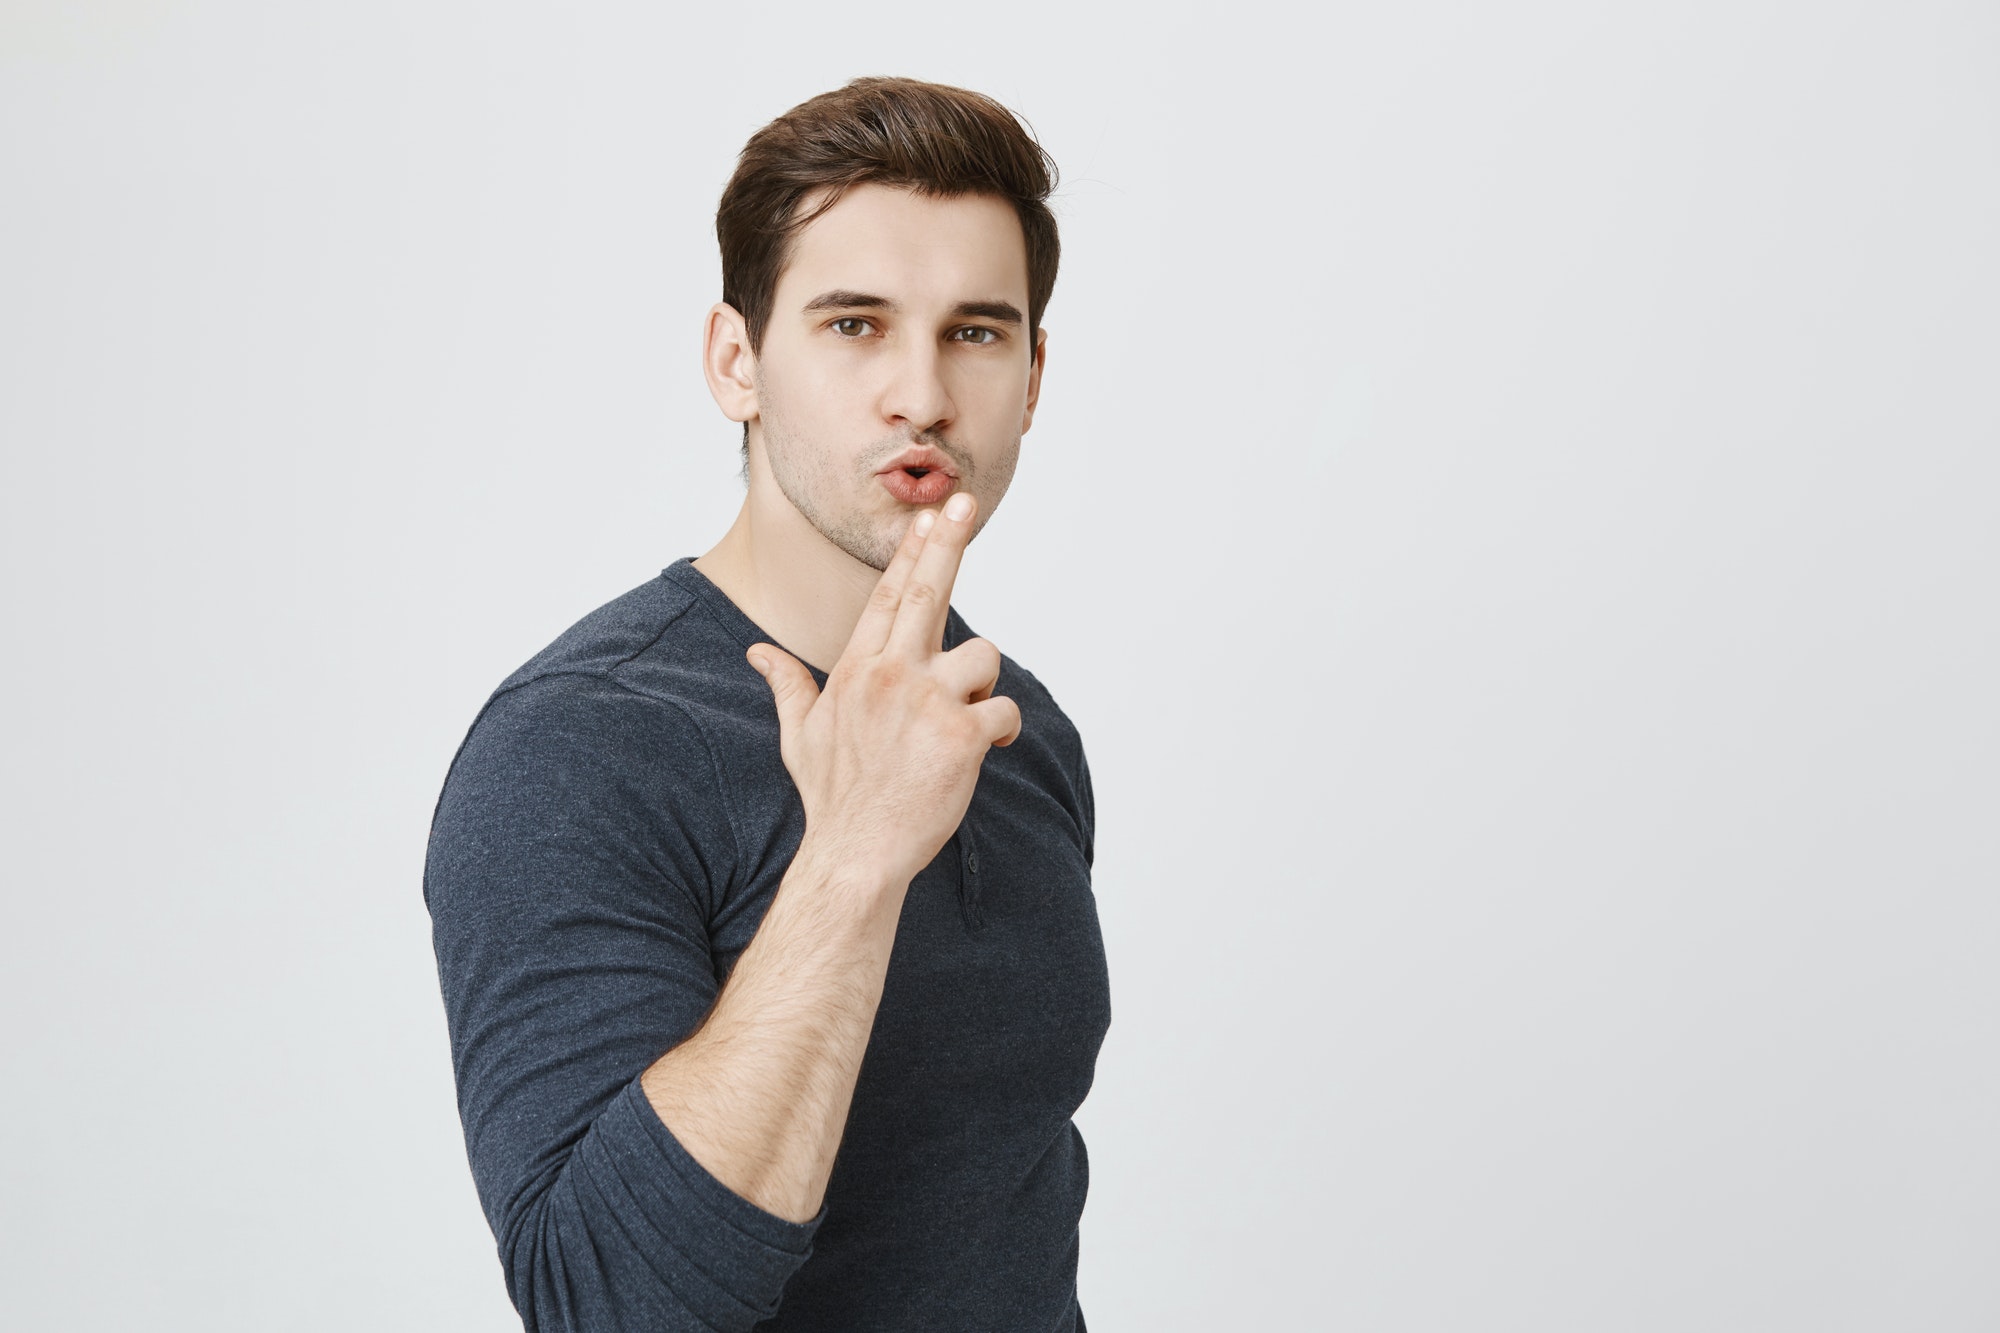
xmin=777 ymin=183 xmax=1029 ymax=308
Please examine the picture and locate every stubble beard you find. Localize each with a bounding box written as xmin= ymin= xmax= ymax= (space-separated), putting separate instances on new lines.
xmin=759 ymin=400 xmax=904 ymax=574
xmin=756 ymin=378 xmax=1015 ymax=575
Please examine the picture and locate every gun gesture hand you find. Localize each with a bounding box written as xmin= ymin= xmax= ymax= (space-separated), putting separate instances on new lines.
xmin=748 ymin=492 xmax=1020 ymax=888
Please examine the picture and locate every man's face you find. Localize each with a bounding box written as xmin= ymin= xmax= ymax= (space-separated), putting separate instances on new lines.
xmin=745 ymin=182 xmax=1045 ymax=572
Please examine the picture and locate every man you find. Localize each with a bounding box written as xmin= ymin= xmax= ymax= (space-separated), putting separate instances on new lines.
xmin=424 ymin=76 xmax=1111 ymax=1332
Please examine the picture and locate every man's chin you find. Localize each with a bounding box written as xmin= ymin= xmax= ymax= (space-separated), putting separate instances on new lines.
xmin=820 ymin=522 xmax=898 ymax=576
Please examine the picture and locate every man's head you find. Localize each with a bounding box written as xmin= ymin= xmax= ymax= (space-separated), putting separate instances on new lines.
xmin=703 ymin=76 xmax=1060 ymax=572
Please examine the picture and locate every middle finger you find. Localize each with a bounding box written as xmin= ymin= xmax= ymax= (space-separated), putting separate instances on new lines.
xmin=887 ymin=489 xmax=976 ymax=659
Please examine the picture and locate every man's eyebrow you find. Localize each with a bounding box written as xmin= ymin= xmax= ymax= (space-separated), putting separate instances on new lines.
xmin=952 ymin=299 xmax=1024 ymax=326
xmin=801 ymin=289 xmax=896 ymax=314
xmin=801 ymin=290 xmax=1024 ymax=326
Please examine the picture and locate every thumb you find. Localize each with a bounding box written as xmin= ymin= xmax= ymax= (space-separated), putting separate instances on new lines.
xmin=746 ymin=644 xmax=818 ymax=732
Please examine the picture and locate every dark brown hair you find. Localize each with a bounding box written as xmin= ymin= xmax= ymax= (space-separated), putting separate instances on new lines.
xmin=716 ymin=76 xmax=1061 ymax=446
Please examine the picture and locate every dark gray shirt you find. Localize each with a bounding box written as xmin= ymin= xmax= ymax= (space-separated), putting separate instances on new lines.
xmin=424 ymin=557 xmax=1112 ymax=1331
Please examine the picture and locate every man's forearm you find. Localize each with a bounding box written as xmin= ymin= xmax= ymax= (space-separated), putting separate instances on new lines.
xmin=639 ymin=831 xmax=906 ymax=1225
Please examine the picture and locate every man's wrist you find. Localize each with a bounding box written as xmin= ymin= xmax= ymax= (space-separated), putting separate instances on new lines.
xmin=792 ymin=828 xmax=908 ymax=907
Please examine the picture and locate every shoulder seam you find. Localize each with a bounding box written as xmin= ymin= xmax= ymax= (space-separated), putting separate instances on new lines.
xmin=609 ymin=581 xmax=697 ymax=673
xmin=682 ymin=589 xmax=752 ymax=652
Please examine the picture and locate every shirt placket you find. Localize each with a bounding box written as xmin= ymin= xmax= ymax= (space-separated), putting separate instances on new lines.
xmin=954 ymin=816 xmax=984 ymax=933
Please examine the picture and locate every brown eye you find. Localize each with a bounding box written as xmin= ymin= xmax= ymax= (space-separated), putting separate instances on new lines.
xmin=956 ymin=327 xmax=999 ymax=345
xmin=833 ymin=317 xmax=872 ymax=337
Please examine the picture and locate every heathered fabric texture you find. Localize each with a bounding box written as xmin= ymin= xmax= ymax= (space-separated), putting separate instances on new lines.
xmin=424 ymin=557 xmax=1112 ymax=1332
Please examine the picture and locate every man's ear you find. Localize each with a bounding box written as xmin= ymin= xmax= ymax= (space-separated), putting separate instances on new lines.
xmin=704 ymin=302 xmax=759 ymax=423
xmin=1021 ymin=325 xmax=1048 ymax=435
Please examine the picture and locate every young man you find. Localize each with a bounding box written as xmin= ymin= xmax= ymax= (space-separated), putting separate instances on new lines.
xmin=424 ymin=77 xmax=1111 ymax=1332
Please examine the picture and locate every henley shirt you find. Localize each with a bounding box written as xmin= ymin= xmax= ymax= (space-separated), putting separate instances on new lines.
xmin=423 ymin=556 xmax=1113 ymax=1332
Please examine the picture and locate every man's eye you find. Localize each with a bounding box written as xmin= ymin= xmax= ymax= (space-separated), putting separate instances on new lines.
xmin=956 ymin=327 xmax=1000 ymax=345
xmin=832 ymin=317 xmax=874 ymax=337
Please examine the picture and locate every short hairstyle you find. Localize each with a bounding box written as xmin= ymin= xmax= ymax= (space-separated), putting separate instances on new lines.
xmin=715 ymin=76 xmax=1062 ymax=455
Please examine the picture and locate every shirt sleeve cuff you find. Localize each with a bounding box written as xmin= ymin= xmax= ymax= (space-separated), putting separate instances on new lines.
xmin=587 ymin=1075 xmax=827 ymax=1318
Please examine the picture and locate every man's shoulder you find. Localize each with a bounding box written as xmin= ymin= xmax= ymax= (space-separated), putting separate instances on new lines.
xmin=432 ymin=573 xmax=746 ymax=841
xmin=452 ymin=570 xmax=749 ymax=770
xmin=485 ymin=566 xmax=751 ymax=702
xmin=491 ymin=571 xmax=702 ymax=693
xmin=425 ymin=575 xmax=750 ymax=918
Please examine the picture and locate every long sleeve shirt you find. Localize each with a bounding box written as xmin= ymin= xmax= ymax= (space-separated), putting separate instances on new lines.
xmin=423 ymin=557 xmax=1112 ymax=1331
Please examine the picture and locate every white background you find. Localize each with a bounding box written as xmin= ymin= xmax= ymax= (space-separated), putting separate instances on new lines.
xmin=4 ymin=2 xmax=1996 ymax=1329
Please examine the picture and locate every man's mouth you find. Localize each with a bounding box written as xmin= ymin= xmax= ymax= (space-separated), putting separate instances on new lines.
xmin=878 ymin=443 xmax=959 ymax=480
xmin=878 ymin=466 xmax=957 ymax=506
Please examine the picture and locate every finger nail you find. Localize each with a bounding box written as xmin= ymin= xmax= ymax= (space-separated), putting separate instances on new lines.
xmin=945 ymin=492 xmax=972 ymax=521
xmin=914 ymin=510 xmax=937 ymax=537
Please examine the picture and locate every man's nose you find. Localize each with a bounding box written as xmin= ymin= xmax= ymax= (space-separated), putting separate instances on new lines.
xmin=879 ymin=339 xmax=956 ymax=435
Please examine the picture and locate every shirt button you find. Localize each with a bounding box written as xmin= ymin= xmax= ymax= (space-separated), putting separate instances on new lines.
xmin=968 ymin=850 xmax=980 ymax=874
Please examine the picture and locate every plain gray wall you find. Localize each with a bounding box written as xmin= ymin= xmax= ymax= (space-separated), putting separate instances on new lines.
xmin=3 ymin=2 xmax=1995 ymax=1329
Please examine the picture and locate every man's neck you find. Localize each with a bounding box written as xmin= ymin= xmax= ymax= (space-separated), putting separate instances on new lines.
xmin=691 ymin=494 xmax=883 ymax=676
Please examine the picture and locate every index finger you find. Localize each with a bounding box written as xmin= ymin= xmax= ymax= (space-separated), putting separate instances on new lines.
xmin=845 ymin=504 xmax=942 ymax=660
xmin=887 ymin=490 xmax=974 ymax=659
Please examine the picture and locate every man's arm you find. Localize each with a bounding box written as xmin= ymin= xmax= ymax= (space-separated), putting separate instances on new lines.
xmin=427 ymin=673 xmax=828 ymax=1333
xmin=639 ymin=832 xmax=898 ymax=1224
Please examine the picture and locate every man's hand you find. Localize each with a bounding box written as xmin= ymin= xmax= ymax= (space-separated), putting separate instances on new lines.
xmin=747 ymin=491 xmax=1021 ymax=889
